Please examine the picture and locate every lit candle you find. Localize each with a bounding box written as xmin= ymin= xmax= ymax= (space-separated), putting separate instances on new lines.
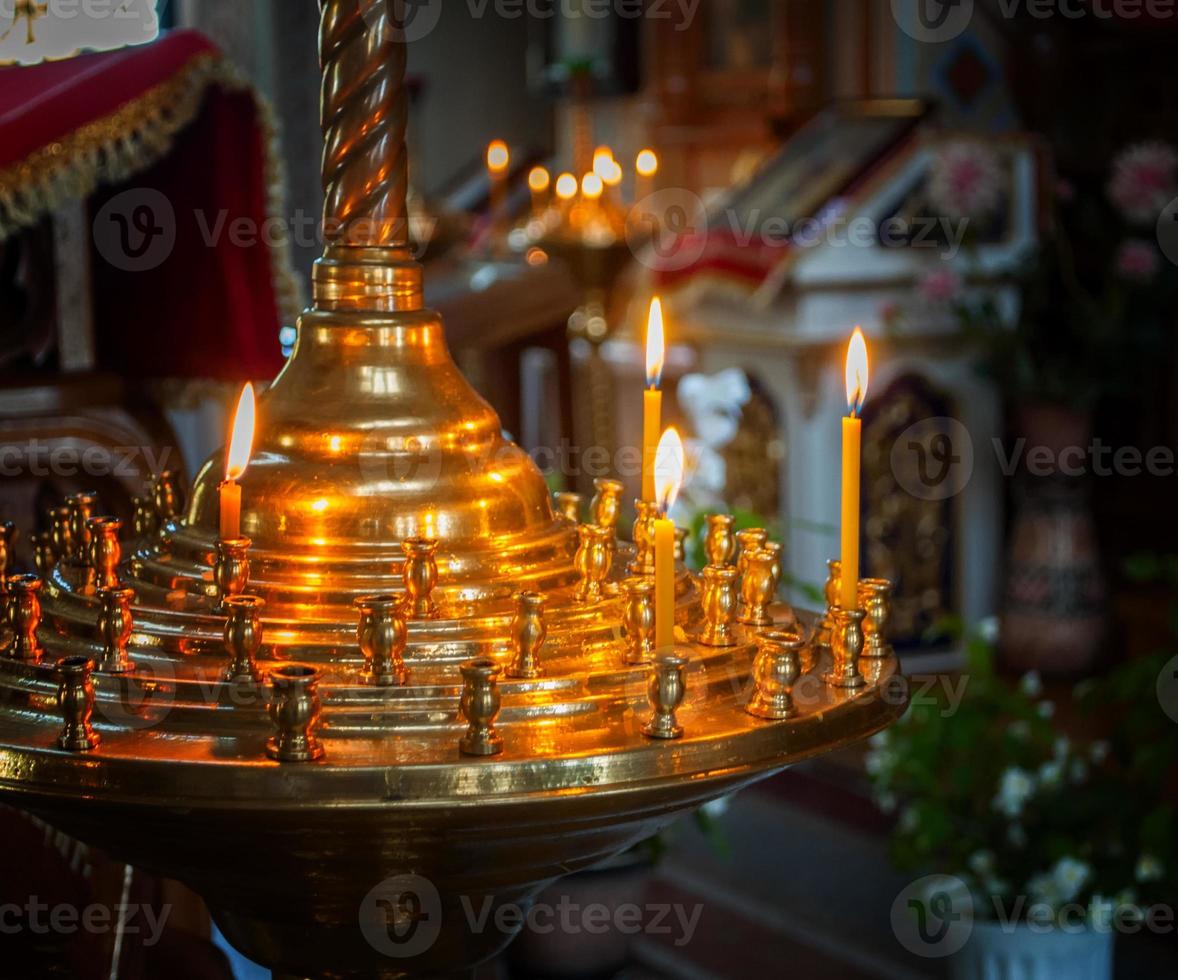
xmin=840 ymin=328 xmax=869 ymax=611
xmin=642 ymin=297 xmax=666 ymax=502
xmin=554 ymin=171 xmax=578 ymax=220
xmin=528 ymin=166 xmax=550 ymax=219
xmin=486 ymin=140 xmax=510 ymax=226
xmin=653 ymin=427 xmax=685 ymax=656
xmin=635 ymin=149 xmax=658 ymax=202
xmin=219 ymin=382 xmax=256 ymax=541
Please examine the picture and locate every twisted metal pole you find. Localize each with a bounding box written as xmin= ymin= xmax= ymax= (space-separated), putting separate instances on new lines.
xmin=319 ymin=0 xmax=409 ymax=248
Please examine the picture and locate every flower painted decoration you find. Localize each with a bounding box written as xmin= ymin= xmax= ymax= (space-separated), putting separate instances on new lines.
xmin=928 ymin=141 xmax=1005 ymax=222
xmin=1115 ymin=239 xmax=1161 ymax=283
xmin=1108 ymin=141 xmax=1178 ymax=225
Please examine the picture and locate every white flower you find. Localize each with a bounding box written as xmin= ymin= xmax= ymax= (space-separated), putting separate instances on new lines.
xmin=1037 ymin=701 xmax=1056 ymax=719
xmin=865 ymin=747 xmax=891 ymax=776
xmin=1028 ymin=871 xmax=1061 ymax=907
xmin=683 ymin=440 xmax=727 ymax=496
xmin=1136 ymin=854 xmax=1164 ymax=883
xmin=1053 ymin=737 xmax=1070 ymax=759
xmin=1037 ymin=760 xmax=1064 ymax=789
xmin=876 ymin=792 xmax=898 ymax=815
xmin=1019 ymin=671 xmax=1043 ymax=698
xmin=977 ymin=616 xmax=1000 ymax=644
xmin=929 ymin=141 xmax=1006 ymax=221
xmin=1053 ymin=858 xmax=1093 ymax=904
xmin=969 ymin=850 xmax=996 ymax=877
xmin=1090 ymin=741 xmax=1111 ymax=764
xmin=994 ymin=768 xmax=1035 ymax=818
xmin=678 ymin=369 xmax=751 ymax=450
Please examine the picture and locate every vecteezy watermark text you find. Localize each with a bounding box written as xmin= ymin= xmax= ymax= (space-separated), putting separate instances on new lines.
xmin=0 ymin=897 xmax=171 ymax=946
xmin=0 ymin=441 xmax=174 ymax=480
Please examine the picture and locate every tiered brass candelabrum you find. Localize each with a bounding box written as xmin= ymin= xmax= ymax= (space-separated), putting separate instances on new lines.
xmin=0 ymin=4 xmax=904 ymax=977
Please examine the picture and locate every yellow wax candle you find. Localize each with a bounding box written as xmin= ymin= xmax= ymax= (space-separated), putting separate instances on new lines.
xmin=220 ymin=382 xmax=256 ymax=541
xmin=653 ymin=427 xmax=684 ymax=655
xmin=486 ymin=140 xmax=509 ymax=226
xmin=840 ymin=328 xmax=869 ymax=610
xmin=642 ymin=297 xmax=666 ymax=502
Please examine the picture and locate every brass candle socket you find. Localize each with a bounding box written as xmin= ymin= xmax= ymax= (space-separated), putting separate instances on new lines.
xmin=132 ymin=494 xmax=159 ymax=538
xmin=828 ymin=606 xmax=867 ymax=690
xmin=65 ymin=491 xmax=98 ymax=565
xmin=698 ymin=565 xmax=739 ymax=647
xmin=628 ymin=500 xmax=657 ymax=575
xmin=553 ymin=491 xmax=583 ymax=524
xmin=56 ymin=656 xmax=101 ymax=753
xmin=589 ymin=479 xmax=624 ymax=531
xmin=621 ymin=577 xmax=656 ymax=666
xmin=574 ymin=524 xmax=612 ymax=602
xmin=674 ymin=527 xmax=689 ymax=563
xmin=6 ymin=574 xmax=43 ymax=664
xmin=266 ymin=665 xmax=326 ymax=763
xmin=222 ymin=595 xmax=264 ymax=685
xmin=48 ymin=506 xmax=73 ymax=566
xmin=703 ymin=514 xmax=736 ymax=567
xmin=355 ymin=594 xmax=410 ymax=687
xmin=738 ymin=547 xmax=778 ymax=627
xmin=402 ymin=537 xmax=440 ymax=620
xmin=459 ymin=658 xmax=504 ymax=756
xmin=95 ymin=586 xmax=136 ymax=675
xmin=214 ymin=537 xmax=252 ymax=613
xmin=0 ymin=520 xmax=14 ymax=590
xmin=735 ymin=527 xmax=768 ymax=579
xmin=32 ymin=533 xmax=54 ymax=577
xmin=816 ymin=558 xmax=842 ymax=648
xmin=859 ymin=579 xmax=894 ymax=659
xmin=87 ymin=516 xmax=123 ymax=591
xmin=747 ymin=630 xmax=805 ymax=720
xmin=642 ymin=655 xmax=687 ymax=740
xmin=152 ymin=470 xmax=184 ymax=525
xmin=507 ymin=591 xmax=547 ymax=679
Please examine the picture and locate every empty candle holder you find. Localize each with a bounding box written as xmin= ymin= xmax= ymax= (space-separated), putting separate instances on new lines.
xmin=402 ymin=537 xmax=440 ymax=620
xmin=704 ymin=514 xmax=736 ymax=567
xmin=621 ymin=577 xmax=656 ymax=666
xmin=859 ymin=578 xmax=894 ymax=659
xmin=356 ymin=594 xmax=409 ymax=687
xmin=87 ymin=516 xmax=123 ymax=591
xmin=266 ymin=665 xmax=325 ymax=763
xmin=628 ymin=500 xmax=658 ymax=575
xmin=553 ymin=491 xmax=583 ymax=524
xmin=589 ymin=479 xmax=624 ymax=531
xmin=574 ymin=524 xmax=612 ymax=602
xmin=96 ymin=586 xmax=136 ymax=675
xmin=153 ymin=470 xmax=184 ymax=525
xmin=65 ymin=491 xmax=99 ymax=565
xmin=459 ymin=658 xmax=504 ymax=757
xmin=507 ymin=591 xmax=547 ymax=679
xmin=214 ymin=537 xmax=252 ymax=613
xmin=56 ymin=656 xmax=101 ymax=753
xmin=132 ymin=494 xmax=158 ymax=538
xmin=735 ymin=528 xmax=768 ymax=580
xmin=738 ymin=547 xmax=778 ymax=627
xmin=48 ymin=507 xmax=73 ymax=565
xmin=747 ymin=630 xmax=804 ymax=720
xmin=223 ymin=594 xmax=264 ymax=684
xmin=7 ymin=574 xmax=43 ymax=664
xmin=698 ymin=565 xmax=738 ymax=647
xmin=816 ymin=558 xmax=842 ymax=648
xmin=827 ymin=606 xmax=866 ymax=690
xmin=674 ymin=527 xmax=689 ymax=563
xmin=642 ymin=654 xmax=686 ymax=740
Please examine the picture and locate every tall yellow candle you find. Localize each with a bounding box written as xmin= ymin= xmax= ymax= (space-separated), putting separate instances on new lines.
xmin=653 ymin=427 xmax=684 ymax=655
xmin=219 ymin=382 xmax=256 ymax=541
xmin=642 ymin=297 xmax=666 ymax=502
xmin=840 ymin=328 xmax=869 ymax=610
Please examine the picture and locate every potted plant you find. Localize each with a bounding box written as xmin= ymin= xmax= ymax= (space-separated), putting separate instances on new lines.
xmin=867 ymin=611 xmax=1178 ymax=979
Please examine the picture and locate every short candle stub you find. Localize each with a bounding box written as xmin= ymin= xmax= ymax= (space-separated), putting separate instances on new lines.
xmin=222 ymin=594 xmax=265 ymax=685
xmin=355 ymin=594 xmax=409 ymax=687
xmin=859 ymin=578 xmax=894 ymax=659
xmin=56 ymin=656 xmax=101 ymax=753
xmin=507 ymin=592 xmax=547 ymax=680
xmin=621 ymin=577 xmax=656 ymax=666
xmin=747 ymin=630 xmax=804 ymax=721
xmin=589 ymin=479 xmax=625 ymax=531
xmin=459 ymin=658 xmax=504 ymax=757
xmin=266 ymin=665 xmax=326 ymax=763
xmin=827 ymin=606 xmax=867 ymax=690
xmin=401 ymin=537 xmax=440 ymax=620
xmin=214 ymin=537 xmax=252 ymax=614
xmin=96 ymin=586 xmax=136 ymax=675
xmin=642 ymin=655 xmax=687 ymax=740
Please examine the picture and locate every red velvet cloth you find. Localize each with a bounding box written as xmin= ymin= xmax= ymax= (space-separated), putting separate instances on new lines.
xmin=0 ymin=31 xmax=288 ymax=381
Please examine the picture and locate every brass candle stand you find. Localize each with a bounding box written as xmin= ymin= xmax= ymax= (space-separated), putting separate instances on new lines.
xmin=0 ymin=4 xmax=904 ymax=978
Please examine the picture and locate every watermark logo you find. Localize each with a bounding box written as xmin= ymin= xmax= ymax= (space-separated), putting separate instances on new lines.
xmin=891 ymin=874 xmax=974 ymax=958
xmin=891 ymin=417 xmax=975 ymax=502
xmin=628 ymin=188 xmax=708 ymax=273
xmin=892 ymin=0 xmax=975 ymax=42
xmin=1157 ymin=654 xmax=1178 ymax=725
xmin=359 ymin=874 xmax=443 ymax=959
xmin=1157 ymin=195 xmax=1178 ymax=268
xmin=93 ymin=188 xmax=175 ymax=273
xmin=359 ymin=0 xmax=443 ymax=43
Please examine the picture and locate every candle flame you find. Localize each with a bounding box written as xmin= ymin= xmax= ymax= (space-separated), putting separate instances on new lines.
xmin=592 ymin=146 xmax=614 ymax=178
xmin=636 ymin=149 xmax=659 ymax=178
xmin=581 ymin=173 xmax=603 ymax=200
xmin=555 ymin=172 xmax=578 ymax=201
xmin=528 ymin=166 xmax=550 ymax=193
xmin=226 ymin=382 xmax=256 ymax=481
xmin=486 ymin=140 xmax=509 ymax=174
xmin=654 ymin=427 xmax=685 ymax=515
xmin=845 ymin=327 xmax=869 ymax=417
xmin=645 ymin=296 xmax=665 ymax=388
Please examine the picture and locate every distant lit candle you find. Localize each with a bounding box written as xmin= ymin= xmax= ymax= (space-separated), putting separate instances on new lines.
xmin=840 ymin=328 xmax=869 ymax=611
xmin=636 ymin=148 xmax=658 ymax=201
xmin=642 ymin=297 xmax=666 ymax=502
xmin=581 ymin=172 xmax=603 ymax=201
xmin=220 ymin=382 xmax=256 ymax=541
xmin=653 ymin=427 xmax=684 ymax=656
xmin=528 ymin=166 xmax=550 ymax=218
xmin=486 ymin=140 xmax=510 ymax=225
xmin=555 ymin=171 xmax=578 ymax=218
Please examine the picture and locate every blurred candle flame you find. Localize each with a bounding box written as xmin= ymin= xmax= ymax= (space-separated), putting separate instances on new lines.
xmin=654 ymin=427 xmax=684 ymax=515
xmin=226 ymin=382 xmax=256 ymax=481
xmin=486 ymin=140 xmax=509 ymax=174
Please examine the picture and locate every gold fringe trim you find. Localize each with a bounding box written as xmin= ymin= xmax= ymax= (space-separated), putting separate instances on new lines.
xmin=0 ymin=51 xmax=304 ymax=322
